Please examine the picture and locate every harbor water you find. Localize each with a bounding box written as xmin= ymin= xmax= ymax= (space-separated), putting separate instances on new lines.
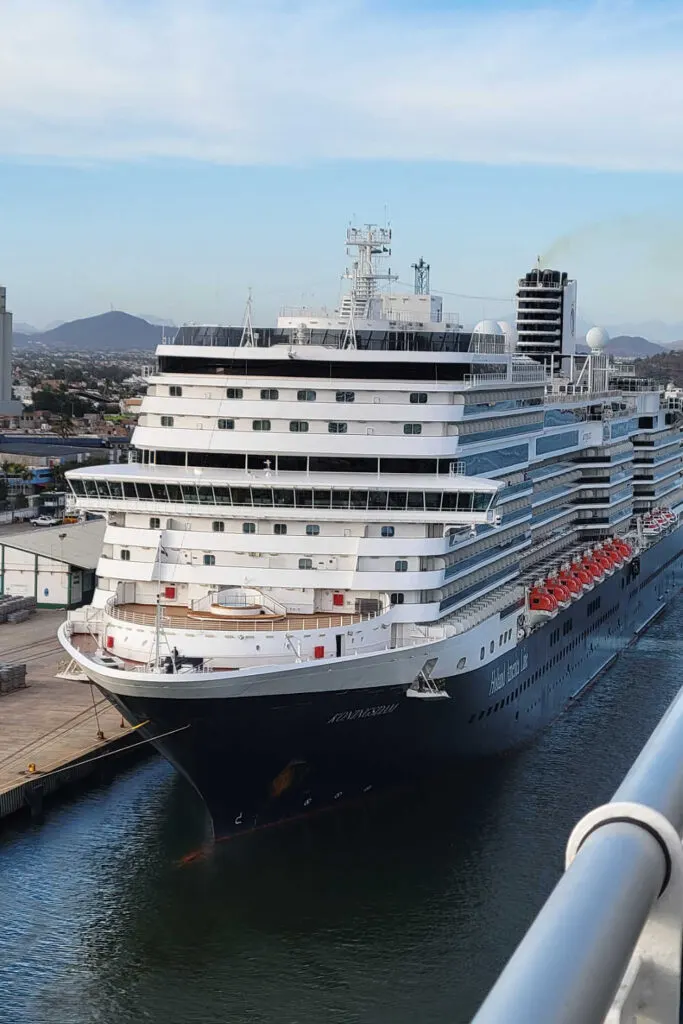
xmin=2 ymin=598 xmax=683 ymax=1024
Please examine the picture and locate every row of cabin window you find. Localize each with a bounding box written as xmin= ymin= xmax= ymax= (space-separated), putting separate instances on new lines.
xmin=479 ymin=628 xmax=514 ymax=658
xmin=119 ymin=549 xmax=408 ymax=571
xmin=148 ymin=517 xmax=396 ymax=537
xmin=162 ymin=417 xmax=424 ymax=434
xmin=168 ymin=386 xmax=429 ymax=404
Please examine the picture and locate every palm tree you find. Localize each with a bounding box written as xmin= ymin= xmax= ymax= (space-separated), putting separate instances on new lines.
xmin=56 ymin=413 xmax=75 ymax=439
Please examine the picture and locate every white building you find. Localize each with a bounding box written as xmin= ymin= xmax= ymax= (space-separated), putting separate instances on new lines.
xmin=0 ymin=286 xmax=22 ymax=416
xmin=0 ymin=520 xmax=104 ymax=607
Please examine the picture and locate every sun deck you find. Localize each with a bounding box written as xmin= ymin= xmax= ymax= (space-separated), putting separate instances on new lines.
xmin=108 ymin=603 xmax=369 ymax=632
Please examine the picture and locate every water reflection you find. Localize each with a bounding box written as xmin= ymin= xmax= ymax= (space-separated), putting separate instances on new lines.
xmin=2 ymin=600 xmax=683 ymax=1024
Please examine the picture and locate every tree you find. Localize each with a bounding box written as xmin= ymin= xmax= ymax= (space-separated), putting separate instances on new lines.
xmin=56 ymin=414 xmax=75 ymax=439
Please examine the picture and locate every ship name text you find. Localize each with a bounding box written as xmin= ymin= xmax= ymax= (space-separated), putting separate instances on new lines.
xmin=488 ymin=650 xmax=529 ymax=696
xmin=327 ymin=703 xmax=400 ymax=725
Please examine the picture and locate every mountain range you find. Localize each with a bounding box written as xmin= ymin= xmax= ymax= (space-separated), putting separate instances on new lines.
xmin=11 ymin=309 xmax=683 ymax=356
xmin=13 ymin=311 xmax=172 ymax=351
xmin=576 ymin=335 xmax=674 ymax=357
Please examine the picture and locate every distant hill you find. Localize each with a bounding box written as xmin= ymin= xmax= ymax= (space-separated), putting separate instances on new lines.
xmin=23 ymin=311 xmax=163 ymax=351
xmin=14 ymin=321 xmax=39 ymax=334
xmin=635 ymin=350 xmax=683 ymax=387
xmin=604 ymin=320 xmax=683 ymax=345
xmin=604 ymin=335 xmax=664 ymax=357
xmin=576 ymin=335 xmax=663 ymax=357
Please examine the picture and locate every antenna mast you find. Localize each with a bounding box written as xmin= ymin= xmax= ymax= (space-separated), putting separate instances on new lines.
xmin=340 ymin=224 xmax=398 ymax=320
xmin=239 ymin=289 xmax=255 ymax=347
xmin=412 ymin=257 xmax=430 ymax=295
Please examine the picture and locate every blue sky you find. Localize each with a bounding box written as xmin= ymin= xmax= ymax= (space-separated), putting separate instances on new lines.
xmin=2 ymin=0 xmax=683 ymax=329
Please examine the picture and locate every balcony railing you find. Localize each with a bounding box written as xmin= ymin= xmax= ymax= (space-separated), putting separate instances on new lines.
xmin=190 ymin=587 xmax=287 ymax=617
xmin=104 ymin=596 xmax=388 ymax=633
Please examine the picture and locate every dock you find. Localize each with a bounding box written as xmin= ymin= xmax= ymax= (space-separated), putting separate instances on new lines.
xmin=0 ymin=609 xmax=142 ymax=821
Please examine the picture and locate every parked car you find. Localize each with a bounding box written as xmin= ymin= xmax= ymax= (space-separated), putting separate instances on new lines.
xmin=32 ymin=515 xmax=62 ymax=527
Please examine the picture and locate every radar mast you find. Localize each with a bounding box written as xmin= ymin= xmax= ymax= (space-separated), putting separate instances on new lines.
xmin=340 ymin=225 xmax=398 ymax=320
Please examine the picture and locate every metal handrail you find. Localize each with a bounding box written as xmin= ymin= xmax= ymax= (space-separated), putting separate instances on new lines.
xmin=472 ymin=682 xmax=683 ymax=1023
xmin=190 ymin=587 xmax=288 ymax=617
xmin=105 ymin=602 xmax=385 ymax=633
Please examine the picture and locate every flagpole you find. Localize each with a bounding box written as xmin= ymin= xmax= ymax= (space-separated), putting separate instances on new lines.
xmin=155 ymin=532 xmax=164 ymax=671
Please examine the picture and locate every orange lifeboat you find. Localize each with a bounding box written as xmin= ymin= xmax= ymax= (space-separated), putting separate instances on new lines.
xmin=596 ymin=543 xmax=621 ymax=569
xmin=544 ymin=577 xmax=572 ymax=609
xmin=570 ymin=560 xmax=595 ymax=591
xmin=582 ymin=555 xmax=605 ymax=583
xmin=554 ymin=569 xmax=582 ymax=600
xmin=613 ymin=539 xmax=633 ymax=560
xmin=558 ymin=565 xmax=587 ymax=597
xmin=591 ymin=548 xmax=614 ymax=575
xmin=602 ymin=542 xmax=624 ymax=568
xmin=528 ymin=584 xmax=559 ymax=623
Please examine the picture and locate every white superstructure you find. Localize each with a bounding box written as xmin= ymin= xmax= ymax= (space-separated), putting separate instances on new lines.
xmin=59 ymin=228 xmax=683 ymax=694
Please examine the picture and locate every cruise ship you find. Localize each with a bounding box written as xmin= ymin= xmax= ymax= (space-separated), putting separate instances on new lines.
xmin=58 ymin=226 xmax=683 ymax=837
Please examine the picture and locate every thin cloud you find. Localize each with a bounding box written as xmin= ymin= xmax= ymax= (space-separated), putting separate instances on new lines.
xmin=0 ymin=0 xmax=683 ymax=169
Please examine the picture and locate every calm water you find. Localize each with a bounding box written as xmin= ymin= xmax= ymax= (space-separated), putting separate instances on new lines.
xmin=2 ymin=602 xmax=683 ymax=1024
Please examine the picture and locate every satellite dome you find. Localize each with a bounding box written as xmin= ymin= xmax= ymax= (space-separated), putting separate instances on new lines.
xmin=586 ymin=326 xmax=610 ymax=352
xmin=497 ymin=320 xmax=518 ymax=350
xmin=472 ymin=319 xmax=503 ymax=336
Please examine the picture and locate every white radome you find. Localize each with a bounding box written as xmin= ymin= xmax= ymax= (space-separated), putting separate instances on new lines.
xmin=472 ymin=319 xmax=503 ymax=336
xmin=497 ymin=321 xmax=518 ymax=349
xmin=586 ymin=326 xmax=610 ymax=352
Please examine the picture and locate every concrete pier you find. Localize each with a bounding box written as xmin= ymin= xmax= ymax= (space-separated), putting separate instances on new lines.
xmin=0 ymin=609 xmax=139 ymax=821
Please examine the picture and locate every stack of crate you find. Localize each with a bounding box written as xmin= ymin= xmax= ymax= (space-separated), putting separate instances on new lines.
xmin=0 ymin=595 xmax=37 ymax=624
xmin=0 ymin=662 xmax=27 ymax=694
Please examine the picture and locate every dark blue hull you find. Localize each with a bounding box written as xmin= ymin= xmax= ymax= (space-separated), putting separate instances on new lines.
xmin=110 ymin=527 xmax=683 ymax=838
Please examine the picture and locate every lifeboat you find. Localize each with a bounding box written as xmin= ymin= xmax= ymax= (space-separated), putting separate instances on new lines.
xmin=601 ymin=543 xmax=624 ymax=568
xmin=582 ymin=554 xmax=605 ymax=583
xmin=570 ymin=560 xmax=595 ymax=591
xmin=642 ymin=518 xmax=661 ymax=537
xmin=528 ymin=584 xmax=559 ymax=623
xmin=596 ymin=543 xmax=621 ymax=570
xmin=544 ymin=577 xmax=572 ymax=609
xmin=611 ymin=538 xmax=633 ymax=561
xmin=655 ymin=506 xmax=676 ymax=523
xmin=554 ymin=568 xmax=582 ymax=600
xmin=591 ymin=547 xmax=615 ymax=576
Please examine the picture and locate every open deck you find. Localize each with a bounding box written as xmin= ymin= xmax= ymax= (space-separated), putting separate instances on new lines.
xmin=108 ymin=603 xmax=369 ymax=632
